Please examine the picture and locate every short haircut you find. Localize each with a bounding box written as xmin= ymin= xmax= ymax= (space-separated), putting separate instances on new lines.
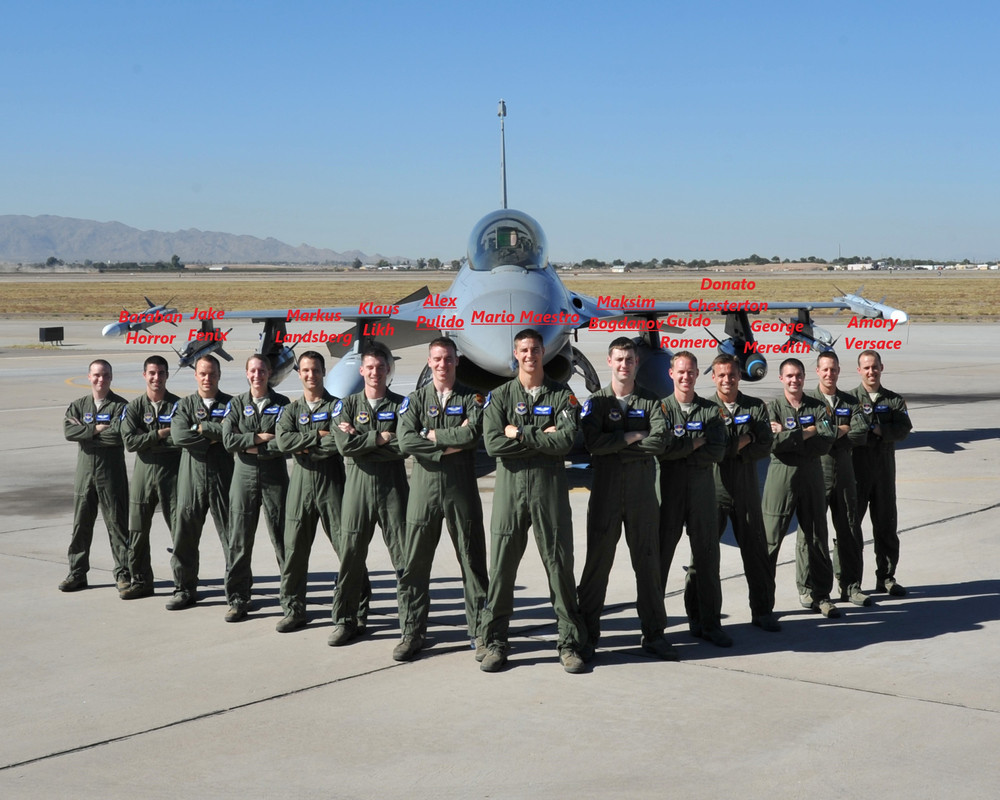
xmin=361 ymin=341 xmax=392 ymax=366
xmin=298 ymin=350 xmax=326 ymax=370
xmin=428 ymin=337 xmax=457 ymax=356
xmin=514 ymin=328 xmax=543 ymax=347
xmin=246 ymin=353 xmax=271 ymax=371
xmin=143 ymin=355 xmax=168 ymax=372
xmin=607 ymin=337 xmax=636 ymax=357
xmin=779 ymin=357 xmax=805 ymax=375
xmin=857 ymin=349 xmax=882 ymax=366
xmin=670 ymin=350 xmax=698 ymax=370
xmin=89 ymin=359 xmax=113 ymax=377
xmin=816 ymin=351 xmax=839 ymax=367
xmin=711 ymin=353 xmax=739 ymax=372
xmin=195 ymin=354 xmax=221 ymax=373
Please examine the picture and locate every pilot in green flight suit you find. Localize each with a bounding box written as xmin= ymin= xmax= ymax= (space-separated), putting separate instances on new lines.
xmin=168 ymin=354 xmax=233 ymax=610
xmin=576 ymin=337 xmax=671 ymax=659
xmin=273 ymin=351 xmax=346 ymax=632
xmin=395 ymin=338 xmax=489 ymax=661
xmin=61 ymin=359 xmax=130 ymax=591
xmin=222 ymin=354 xmax=290 ymax=621
xmin=709 ymin=353 xmax=778 ymax=631
xmin=120 ymin=356 xmax=181 ymax=598
xmin=852 ymin=349 xmax=913 ymax=595
xmin=808 ymin=351 xmax=871 ymax=607
xmin=479 ymin=329 xmax=586 ymax=674
xmin=328 ymin=343 xmax=409 ymax=646
xmin=658 ymin=351 xmax=728 ymax=645
xmin=761 ymin=358 xmax=838 ymax=616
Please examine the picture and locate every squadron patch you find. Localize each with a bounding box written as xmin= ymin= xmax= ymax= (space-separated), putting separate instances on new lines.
xmin=474 ymin=393 xmax=485 ymax=408
xmin=428 ymin=404 xmax=440 ymax=418
xmin=580 ymin=399 xmax=592 ymax=418
xmin=244 ymin=404 xmax=255 ymax=417
xmin=673 ymin=422 xmax=686 ymax=437
xmin=299 ymin=412 xmax=311 ymax=425
xmin=333 ymin=400 xmax=343 ymax=417
xmin=83 ymin=412 xmax=94 ymax=424
xmin=515 ymin=401 xmax=527 ymax=416
xmin=144 ymin=411 xmax=155 ymax=424
xmin=356 ymin=410 xmax=370 ymax=425
xmin=720 ymin=410 xmax=732 ymax=426
xmin=862 ymin=403 xmax=873 ymax=415
xmin=196 ymin=407 xmax=208 ymax=420
xmin=568 ymin=394 xmax=579 ymax=407
xmin=785 ymin=417 xmax=797 ymax=429
xmin=399 ymin=397 xmax=410 ymax=414
xmin=608 ymin=407 xmax=622 ymax=422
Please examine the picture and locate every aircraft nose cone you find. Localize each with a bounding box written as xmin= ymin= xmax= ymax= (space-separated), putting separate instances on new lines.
xmin=890 ymin=309 xmax=909 ymax=324
xmin=454 ymin=285 xmax=569 ymax=377
xmin=102 ymin=322 xmax=123 ymax=337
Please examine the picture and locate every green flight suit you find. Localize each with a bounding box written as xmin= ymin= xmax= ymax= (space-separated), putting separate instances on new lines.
xmin=577 ymin=384 xmax=667 ymax=645
xmin=331 ymin=390 xmax=409 ymax=627
xmin=808 ymin=387 xmax=868 ymax=597
xmin=274 ymin=391 xmax=345 ymax=620
xmin=170 ymin=390 xmax=234 ymax=596
xmin=222 ymin=389 xmax=291 ymax=608
xmin=658 ymin=393 xmax=726 ymax=631
xmin=63 ymin=391 xmax=130 ymax=584
xmin=852 ymin=384 xmax=912 ymax=585
xmin=481 ymin=377 xmax=585 ymax=652
xmin=397 ymin=382 xmax=489 ymax=640
xmin=712 ymin=391 xmax=775 ymax=618
xmin=122 ymin=391 xmax=182 ymax=590
xmin=761 ymin=394 xmax=836 ymax=602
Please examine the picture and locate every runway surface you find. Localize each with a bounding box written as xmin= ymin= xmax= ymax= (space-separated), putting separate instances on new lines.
xmin=0 ymin=317 xmax=997 ymax=798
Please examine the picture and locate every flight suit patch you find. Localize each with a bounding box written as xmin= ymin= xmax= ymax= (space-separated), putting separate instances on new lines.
xmin=673 ymin=423 xmax=685 ymax=437
xmin=445 ymin=405 xmax=463 ymax=415
xmin=580 ymin=399 xmax=592 ymax=418
xmin=627 ymin=409 xmax=645 ymax=418
xmin=428 ymin=404 xmax=439 ymax=418
xmin=356 ymin=410 xmax=370 ymax=425
xmin=799 ymin=414 xmax=815 ymax=425
xmin=377 ymin=411 xmax=395 ymax=421
xmin=785 ymin=417 xmax=797 ymax=429
xmin=143 ymin=412 xmax=155 ymax=424
xmin=83 ymin=412 xmax=94 ymax=424
xmin=196 ymin=407 xmax=208 ymax=420
xmin=608 ymin=408 xmax=622 ymax=422
xmin=733 ymin=413 xmax=751 ymax=424
xmin=515 ymin=402 xmax=527 ymax=416
xmin=685 ymin=420 xmax=703 ymax=431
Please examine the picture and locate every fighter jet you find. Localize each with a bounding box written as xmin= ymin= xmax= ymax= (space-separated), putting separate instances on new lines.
xmin=105 ymin=102 xmax=908 ymax=399
xmin=101 ymin=296 xmax=180 ymax=338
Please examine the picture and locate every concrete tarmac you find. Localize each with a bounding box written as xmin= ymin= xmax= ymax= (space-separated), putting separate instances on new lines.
xmin=0 ymin=317 xmax=998 ymax=799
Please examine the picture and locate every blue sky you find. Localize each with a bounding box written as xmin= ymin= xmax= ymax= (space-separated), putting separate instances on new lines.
xmin=4 ymin=1 xmax=999 ymax=263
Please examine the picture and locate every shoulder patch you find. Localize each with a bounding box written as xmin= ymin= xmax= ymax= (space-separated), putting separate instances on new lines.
xmin=580 ymin=399 xmax=592 ymax=418
xmin=399 ymin=396 xmax=410 ymax=414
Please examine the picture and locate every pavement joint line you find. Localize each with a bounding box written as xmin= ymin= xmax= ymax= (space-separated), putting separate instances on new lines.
xmin=689 ymin=660 xmax=1000 ymax=716
xmin=0 ymin=663 xmax=403 ymax=774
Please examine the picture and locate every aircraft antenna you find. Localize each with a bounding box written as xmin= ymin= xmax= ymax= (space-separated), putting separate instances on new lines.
xmin=498 ymin=99 xmax=507 ymax=209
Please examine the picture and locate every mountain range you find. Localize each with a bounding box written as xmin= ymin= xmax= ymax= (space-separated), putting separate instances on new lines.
xmin=0 ymin=215 xmax=390 ymax=265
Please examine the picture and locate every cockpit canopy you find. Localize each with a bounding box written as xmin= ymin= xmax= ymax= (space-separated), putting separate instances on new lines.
xmin=467 ymin=209 xmax=548 ymax=272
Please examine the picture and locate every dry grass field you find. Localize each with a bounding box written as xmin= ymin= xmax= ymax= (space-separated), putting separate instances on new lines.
xmin=0 ymin=270 xmax=997 ymax=321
